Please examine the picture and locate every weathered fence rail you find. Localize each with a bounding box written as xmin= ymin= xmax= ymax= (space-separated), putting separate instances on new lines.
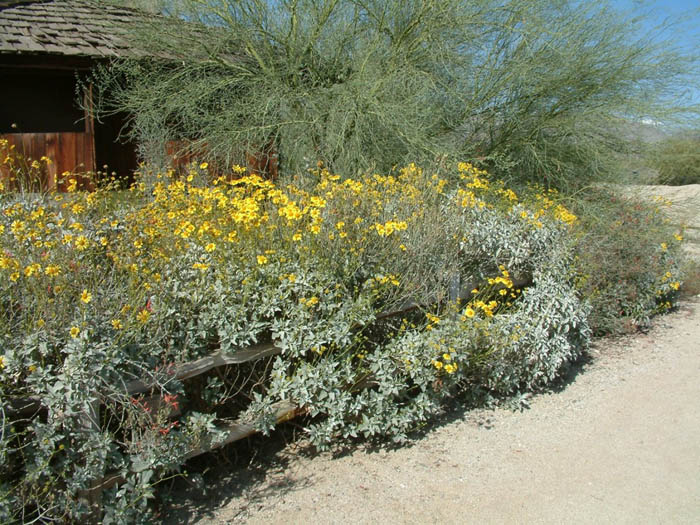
xmin=8 ymin=275 xmax=531 ymax=416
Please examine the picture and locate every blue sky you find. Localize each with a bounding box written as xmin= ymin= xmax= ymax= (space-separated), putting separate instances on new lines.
xmin=613 ymin=0 xmax=700 ymax=105
xmin=613 ymin=0 xmax=699 ymax=45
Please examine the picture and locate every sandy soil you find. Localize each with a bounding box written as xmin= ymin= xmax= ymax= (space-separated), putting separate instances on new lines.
xmin=162 ymin=185 xmax=700 ymax=524
xmin=628 ymin=184 xmax=700 ymax=257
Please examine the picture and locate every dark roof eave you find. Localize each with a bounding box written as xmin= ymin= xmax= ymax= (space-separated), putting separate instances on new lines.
xmin=0 ymin=50 xmax=109 ymax=70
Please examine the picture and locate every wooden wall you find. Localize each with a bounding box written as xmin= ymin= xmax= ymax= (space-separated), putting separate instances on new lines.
xmin=0 ymin=67 xmax=138 ymax=191
xmin=166 ymin=139 xmax=279 ymax=181
xmin=1 ymin=131 xmax=95 ymax=191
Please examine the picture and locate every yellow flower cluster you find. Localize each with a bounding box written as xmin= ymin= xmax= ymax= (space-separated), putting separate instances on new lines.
xmin=374 ymin=220 xmax=408 ymax=237
xmin=1 ymin=152 xmax=583 ymax=370
xmin=487 ymin=265 xmax=514 ymax=289
xmin=432 ymin=347 xmax=458 ymax=374
xmin=554 ymin=204 xmax=577 ymax=226
xmin=375 ymin=274 xmax=400 ymax=286
xmin=299 ymin=296 xmax=319 ymax=308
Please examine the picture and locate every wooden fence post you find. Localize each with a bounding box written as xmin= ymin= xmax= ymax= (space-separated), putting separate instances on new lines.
xmin=78 ymin=398 xmax=103 ymax=523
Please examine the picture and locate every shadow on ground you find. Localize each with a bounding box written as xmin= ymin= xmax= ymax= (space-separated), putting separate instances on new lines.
xmin=157 ymin=348 xmax=598 ymax=523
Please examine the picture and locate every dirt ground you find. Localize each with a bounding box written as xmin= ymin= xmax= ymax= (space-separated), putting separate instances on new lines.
xmin=162 ymin=185 xmax=700 ymax=524
xmin=632 ymin=184 xmax=700 ymax=257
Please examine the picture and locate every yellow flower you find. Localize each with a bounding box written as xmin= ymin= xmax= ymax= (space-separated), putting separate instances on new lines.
xmin=45 ymin=265 xmax=61 ymax=277
xmin=257 ymin=255 xmax=268 ymax=265
xmin=305 ymin=296 xmax=319 ymax=307
xmin=205 ymin=242 xmax=216 ymax=252
xmin=70 ymin=326 xmax=80 ymax=338
xmin=23 ymin=264 xmax=40 ymax=277
xmin=660 ymin=242 xmax=667 ymax=252
xmin=670 ymin=281 xmax=680 ymax=291
xmin=674 ymin=233 xmax=683 ymax=242
xmin=464 ymin=307 xmax=475 ymax=318
xmin=0 ymin=355 xmax=4 ymax=369
xmin=192 ymin=262 xmax=209 ymax=271
xmin=80 ymin=289 xmax=92 ymax=304
xmin=292 ymin=232 xmax=302 ymax=242
xmin=199 ymin=162 xmax=209 ymax=170
xmin=111 ymin=319 xmax=123 ymax=330
xmin=425 ymin=313 xmax=440 ymax=324
xmin=137 ymin=309 xmax=150 ymax=323
xmin=75 ymin=236 xmax=89 ymax=250
xmin=442 ymin=353 xmax=452 ymax=361
xmin=10 ymin=220 xmax=25 ymax=234
xmin=433 ymin=360 xmax=443 ymax=370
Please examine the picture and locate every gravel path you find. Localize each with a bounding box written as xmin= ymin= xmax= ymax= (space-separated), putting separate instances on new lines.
xmin=164 ymin=296 xmax=700 ymax=524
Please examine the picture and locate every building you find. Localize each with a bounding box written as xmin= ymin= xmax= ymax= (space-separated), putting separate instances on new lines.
xmin=0 ymin=0 xmax=139 ymax=190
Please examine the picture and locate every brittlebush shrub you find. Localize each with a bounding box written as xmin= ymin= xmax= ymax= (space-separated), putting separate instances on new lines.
xmin=571 ymin=187 xmax=684 ymax=335
xmin=0 ymin=146 xmax=679 ymax=521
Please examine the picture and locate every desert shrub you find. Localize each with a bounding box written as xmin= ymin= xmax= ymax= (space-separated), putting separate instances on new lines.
xmin=678 ymin=257 xmax=700 ymax=298
xmin=97 ymin=0 xmax=698 ymax=189
xmin=647 ymin=132 xmax=700 ymax=185
xmin=0 ymin=147 xmax=600 ymax=521
xmin=249 ymin=167 xmax=590 ymax=444
xmin=571 ymin=187 xmax=684 ymax=335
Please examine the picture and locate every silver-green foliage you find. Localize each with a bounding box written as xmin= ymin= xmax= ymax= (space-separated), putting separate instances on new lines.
xmin=246 ymin=190 xmax=591 ymax=448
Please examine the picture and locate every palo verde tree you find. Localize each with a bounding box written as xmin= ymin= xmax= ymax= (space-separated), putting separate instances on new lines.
xmin=98 ymin=0 xmax=699 ymax=188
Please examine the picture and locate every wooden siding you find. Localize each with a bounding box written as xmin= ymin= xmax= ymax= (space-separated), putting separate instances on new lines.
xmin=1 ymin=131 xmax=95 ymax=191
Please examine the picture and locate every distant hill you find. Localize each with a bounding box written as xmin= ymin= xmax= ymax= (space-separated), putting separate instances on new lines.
xmin=617 ymin=119 xmax=669 ymax=144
